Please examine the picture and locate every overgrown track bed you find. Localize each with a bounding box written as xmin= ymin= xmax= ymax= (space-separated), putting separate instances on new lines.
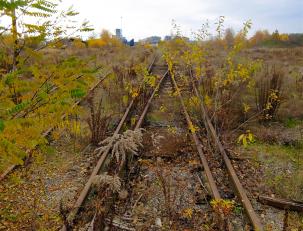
xmin=104 ymin=74 xmax=213 ymax=231
xmin=75 ymin=65 xmax=210 ymax=230
xmin=72 ymin=59 xmax=265 ymax=230
xmin=69 ymin=60 xmax=169 ymax=230
xmin=79 ymin=63 xmax=259 ymax=230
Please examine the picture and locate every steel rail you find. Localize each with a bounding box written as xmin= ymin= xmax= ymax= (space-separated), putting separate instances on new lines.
xmin=189 ymin=70 xmax=263 ymax=230
xmin=61 ymin=101 xmax=134 ymax=231
xmin=169 ymin=73 xmax=221 ymax=199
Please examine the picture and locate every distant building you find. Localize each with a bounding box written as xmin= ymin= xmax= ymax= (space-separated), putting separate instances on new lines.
xmin=164 ymin=35 xmax=172 ymax=41
xmin=115 ymin=28 xmax=126 ymax=43
xmin=115 ymin=28 xmax=122 ymax=39
xmin=140 ymin=36 xmax=162 ymax=45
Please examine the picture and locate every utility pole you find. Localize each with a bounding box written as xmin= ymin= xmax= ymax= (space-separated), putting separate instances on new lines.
xmin=120 ymin=16 xmax=123 ymax=30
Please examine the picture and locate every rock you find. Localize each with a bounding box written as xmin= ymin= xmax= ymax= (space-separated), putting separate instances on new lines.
xmin=70 ymin=166 xmax=81 ymax=172
xmin=155 ymin=218 xmax=162 ymax=227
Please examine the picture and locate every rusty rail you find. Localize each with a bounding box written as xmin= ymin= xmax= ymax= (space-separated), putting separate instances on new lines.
xmin=62 ymin=101 xmax=134 ymax=231
xmin=189 ymin=70 xmax=263 ymax=230
xmin=169 ymin=74 xmax=221 ymax=200
xmin=0 ymin=72 xmax=111 ymax=182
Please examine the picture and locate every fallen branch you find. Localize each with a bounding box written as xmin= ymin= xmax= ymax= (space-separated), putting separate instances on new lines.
xmin=258 ymin=195 xmax=303 ymax=212
xmin=132 ymin=193 xmax=143 ymax=209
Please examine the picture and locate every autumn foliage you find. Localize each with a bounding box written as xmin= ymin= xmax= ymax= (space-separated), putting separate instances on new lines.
xmin=87 ymin=30 xmax=122 ymax=48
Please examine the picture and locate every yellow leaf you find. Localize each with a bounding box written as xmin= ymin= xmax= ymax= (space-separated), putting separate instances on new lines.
xmin=248 ymin=133 xmax=254 ymax=142
xmin=182 ymin=208 xmax=193 ymax=219
xmin=237 ymin=134 xmax=245 ymax=143
xmin=204 ymin=95 xmax=212 ymax=107
xmin=243 ymin=103 xmax=250 ymax=113
xmin=131 ymin=117 xmax=137 ymax=127
xmin=122 ymin=95 xmax=128 ymax=105
xmin=242 ymin=137 xmax=247 ymax=147
xmin=159 ymin=105 xmax=167 ymax=112
xmin=189 ymin=122 xmax=199 ymax=133
xmin=132 ymin=91 xmax=139 ymax=98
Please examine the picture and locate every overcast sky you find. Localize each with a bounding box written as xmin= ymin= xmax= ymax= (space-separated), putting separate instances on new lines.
xmin=64 ymin=0 xmax=302 ymax=40
xmin=22 ymin=0 xmax=303 ymax=40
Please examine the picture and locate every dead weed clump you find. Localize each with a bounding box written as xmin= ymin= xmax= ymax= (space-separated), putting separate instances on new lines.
xmin=90 ymin=173 xmax=122 ymax=230
xmin=96 ymin=128 xmax=144 ymax=170
xmin=255 ymin=65 xmax=284 ymax=122
xmin=87 ymin=96 xmax=110 ymax=145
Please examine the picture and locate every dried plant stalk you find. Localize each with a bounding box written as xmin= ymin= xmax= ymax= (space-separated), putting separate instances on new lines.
xmin=92 ymin=173 xmax=121 ymax=193
xmin=87 ymin=96 xmax=110 ymax=145
xmin=96 ymin=128 xmax=144 ymax=166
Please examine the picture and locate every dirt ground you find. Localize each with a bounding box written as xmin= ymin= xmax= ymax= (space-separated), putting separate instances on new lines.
xmin=0 ymin=135 xmax=97 ymax=230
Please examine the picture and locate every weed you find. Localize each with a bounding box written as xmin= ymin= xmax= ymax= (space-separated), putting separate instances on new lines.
xmin=96 ymin=129 xmax=144 ymax=170
xmin=87 ymin=96 xmax=110 ymax=145
xmin=233 ymin=204 xmax=244 ymax=215
xmin=255 ymin=65 xmax=284 ymax=122
xmin=284 ymin=118 xmax=302 ymax=128
xmin=211 ymin=199 xmax=235 ymax=229
xmin=237 ymin=130 xmax=255 ymax=147
xmin=8 ymin=172 xmax=23 ymax=185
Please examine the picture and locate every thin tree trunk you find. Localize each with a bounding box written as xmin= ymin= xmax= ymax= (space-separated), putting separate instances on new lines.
xmin=11 ymin=0 xmax=18 ymax=71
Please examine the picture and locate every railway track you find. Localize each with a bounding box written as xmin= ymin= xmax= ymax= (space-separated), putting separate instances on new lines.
xmin=186 ymin=69 xmax=263 ymax=230
xmin=68 ymin=57 xmax=264 ymax=230
xmin=75 ymin=61 xmax=181 ymax=230
xmin=61 ymin=55 xmax=159 ymax=230
xmin=2 ymin=52 xmax=263 ymax=230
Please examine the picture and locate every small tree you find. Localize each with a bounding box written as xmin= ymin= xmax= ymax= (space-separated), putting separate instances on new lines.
xmin=272 ymin=29 xmax=280 ymax=41
xmin=249 ymin=30 xmax=271 ymax=46
xmin=0 ymin=0 xmax=95 ymax=170
xmin=224 ymin=28 xmax=235 ymax=48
